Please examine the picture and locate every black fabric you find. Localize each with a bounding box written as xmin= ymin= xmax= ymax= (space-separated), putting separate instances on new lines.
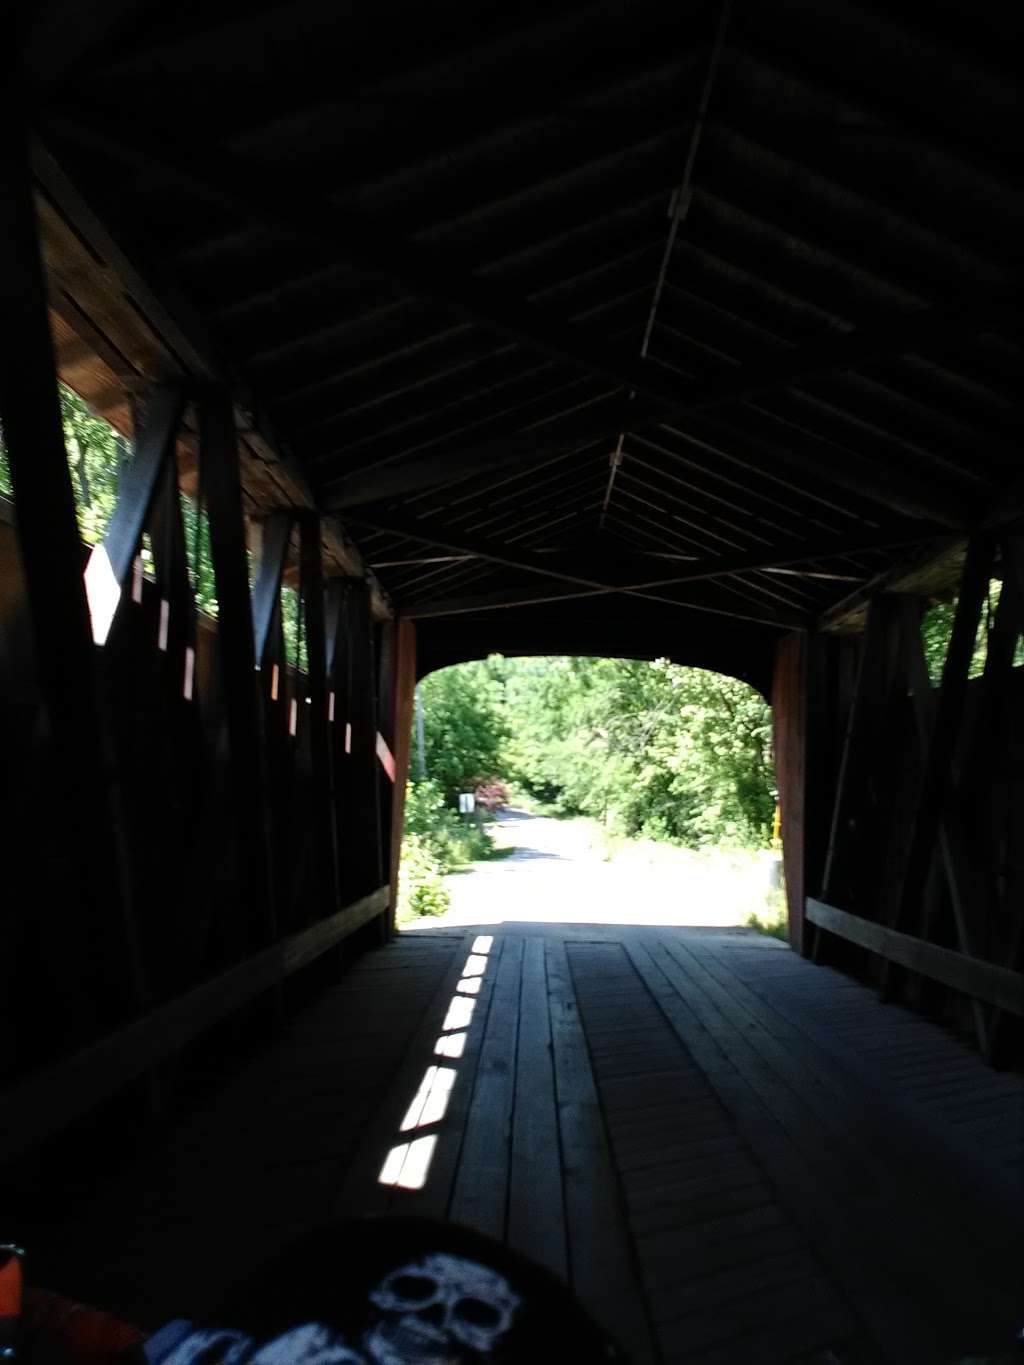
xmin=144 ymin=1218 xmax=625 ymax=1365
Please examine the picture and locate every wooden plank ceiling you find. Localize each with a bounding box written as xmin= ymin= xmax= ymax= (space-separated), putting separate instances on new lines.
xmin=24 ymin=0 xmax=1023 ymax=679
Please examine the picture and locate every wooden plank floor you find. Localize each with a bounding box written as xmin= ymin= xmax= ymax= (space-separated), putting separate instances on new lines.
xmin=29 ymin=926 xmax=1022 ymax=1365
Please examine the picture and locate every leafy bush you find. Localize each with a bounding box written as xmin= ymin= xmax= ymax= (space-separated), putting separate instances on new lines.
xmin=403 ymin=779 xmax=495 ymax=871
xmin=418 ymin=662 xmax=506 ymax=804
xmin=746 ymin=906 xmax=789 ymax=941
xmin=500 ymin=656 xmax=774 ymax=849
xmin=397 ymin=835 xmax=450 ymax=921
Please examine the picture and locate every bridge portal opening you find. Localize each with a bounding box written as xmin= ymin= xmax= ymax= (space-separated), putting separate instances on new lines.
xmin=396 ymin=655 xmax=784 ymax=936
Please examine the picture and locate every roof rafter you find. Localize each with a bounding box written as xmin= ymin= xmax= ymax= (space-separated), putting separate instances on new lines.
xmin=46 ymin=117 xmax=1011 ymax=532
xmin=356 ymin=506 xmax=944 ymax=623
xmin=347 ymin=510 xmax=810 ymax=628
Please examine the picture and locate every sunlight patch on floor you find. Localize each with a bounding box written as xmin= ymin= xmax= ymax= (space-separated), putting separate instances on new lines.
xmin=377 ymin=935 xmax=494 ymax=1191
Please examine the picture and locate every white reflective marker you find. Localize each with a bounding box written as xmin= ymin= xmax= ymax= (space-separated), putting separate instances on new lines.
xmin=83 ymin=544 xmax=121 ymax=646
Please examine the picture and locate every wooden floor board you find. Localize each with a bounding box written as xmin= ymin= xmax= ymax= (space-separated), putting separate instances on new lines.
xmin=568 ymin=940 xmax=863 ymax=1363
xmin=507 ymin=937 xmax=567 ymax=1280
xmin=447 ymin=935 xmax=523 ymax=1242
xmin=645 ymin=1247 xmax=821 ymax=1322
xmin=29 ymin=923 xmax=1022 ymax=1365
xmin=385 ymin=933 xmax=509 ymax=1222
xmin=638 ymin=1222 xmax=805 ymax=1287
xmin=546 ymin=939 xmax=655 ymax=1363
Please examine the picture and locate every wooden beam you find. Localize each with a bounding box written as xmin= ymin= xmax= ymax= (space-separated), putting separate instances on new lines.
xmin=681 ymin=409 xmax=970 ymax=529
xmin=885 ymin=540 xmax=994 ymax=941
xmin=388 ymin=620 xmax=417 ymax=934
xmin=354 ymin=511 xmax=808 ymax=629
xmin=329 ymin=363 xmax=972 ymax=521
xmin=81 ymin=382 xmax=187 ymax=646
xmin=402 ymin=578 xmax=806 ymax=630
xmin=374 ymin=620 xmax=397 ymax=939
xmin=816 ymin=536 xmax=965 ymax=634
xmin=0 ymin=885 xmax=390 ymax=1165
xmin=323 ymin=398 xmax=970 ymax=527
xmin=810 ymin=596 xmax=904 ymax=964
xmin=325 ymin=579 xmax=355 ymax=805
xmin=400 ymin=530 xmax=940 ymax=618
xmin=147 ymin=435 xmax=199 ymax=690
xmin=31 ymin=139 xmax=390 ymax=618
xmin=251 ymin=509 xmax=295 ymax=669
xmin=89 ymin=385 xmax=186 ymax=589
xmin=772 ymin=632 xmax=809 ymax=954
xmin=48 ymin=117 xmax=999 ymax=530
xmin=960 ymin=536 xmax=1024 ymax=803
xmin=344 ymin=581 xmax=385 ymax=897
xmin=888 ymin=594 xmax=990 ymax=1044
xmin=299 ymin=512 xmax=340 ymax=917
xmin=200 ymin=391 xmax=279 ymax=949
xmin=0 ymin=110 xmax=152 ymax=1034
xmin=806 ymin=900 xmax=1024 ymax=1017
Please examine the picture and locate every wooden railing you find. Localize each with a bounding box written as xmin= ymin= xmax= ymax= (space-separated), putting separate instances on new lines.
xmin=786 ymin=530 xmax=1024 ymax=1062
xmin=0 ymin=124 xmax=419 ymax=1161
xmin=806 ymin=899 xmax=1024 ymax=1017
xmin=0 ymin=886 xmax=389 ymax=1165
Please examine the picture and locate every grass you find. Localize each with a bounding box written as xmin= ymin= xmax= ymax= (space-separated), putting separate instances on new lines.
xmin=746 ymin=888 xmax=789 ymax=941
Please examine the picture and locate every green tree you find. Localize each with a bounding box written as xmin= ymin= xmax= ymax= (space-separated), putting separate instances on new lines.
xmin=500 ymin=656 xmax=774 ymax=847
xmin=418 ymin=659 xmax=506 ymax=804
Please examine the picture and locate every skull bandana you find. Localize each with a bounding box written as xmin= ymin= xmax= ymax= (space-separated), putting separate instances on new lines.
xmin=365 ymin=1254 xmax=520 ymax=1363
xmin=143 ymin=1253 xmax=521 ymax=1365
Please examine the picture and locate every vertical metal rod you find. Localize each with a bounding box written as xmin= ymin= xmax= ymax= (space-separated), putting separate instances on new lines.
xmin=415 ymin=685 xmax=427 ymax=780
xmin=600 ymin=0 xmax=733 ymax=527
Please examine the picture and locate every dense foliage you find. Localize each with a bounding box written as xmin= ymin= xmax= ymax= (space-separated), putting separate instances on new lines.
xmin=505 ymin=657 xmax=774 ymax=847
xmin=397 ymin=778 xmax=502 ymax=921
xmin=395 ymin=834 xmax=450 ymax=920
xmin=921 ymin=580 xmax=1022 ymax=685
xmin=416 ymin=660 xmax=507 ymax=805
xmin=1 ymin=385 xmax=307 ymax=652
xmin=413 ymin=655 xmax=776 ymax=850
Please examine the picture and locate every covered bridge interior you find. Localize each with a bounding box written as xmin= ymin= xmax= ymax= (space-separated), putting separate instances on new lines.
xmin=1 ymin=2 xmax=1022 ymax=1362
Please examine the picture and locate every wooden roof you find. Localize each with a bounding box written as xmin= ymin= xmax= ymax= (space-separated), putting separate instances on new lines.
xmin=25 ymin=0 xmax=1024 ymax=684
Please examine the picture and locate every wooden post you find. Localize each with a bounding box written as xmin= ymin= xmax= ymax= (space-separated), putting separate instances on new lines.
xmin=325 ymin=579 xmax=351 ymax=899
xmin=83 ymin=384 xmax=187 ymax=644
xmin=251 ymin=510 xmax=294 ymax=670
xmin=881 ymin=538 xmax=995 ymax=1049
xmin=0 ymin=111 xmax=151 ymax=1047
xmin=771 ymin=632 xmax=808 ymax=955
xmin=974 ymin=536 xmax=1024 ymax=1062
xmin=811 ymin=596 xmax=903 ymax=963
xmin=376 ymin=619 xmax=397 ymax=916
xmin=387 ymin=619 xmax=417 ymax=934
xmin=299 ymin=512 xmax=340 ymax=918
xmin=148 ymin=445 xmax=201 ymax=721
xmin=886 ymin=594 xmax=990 ymax=1049
xmin=199 ymin=393 xmax=278 ymax=952
xmin=345 ymin=580 xmax=385 ymax=902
